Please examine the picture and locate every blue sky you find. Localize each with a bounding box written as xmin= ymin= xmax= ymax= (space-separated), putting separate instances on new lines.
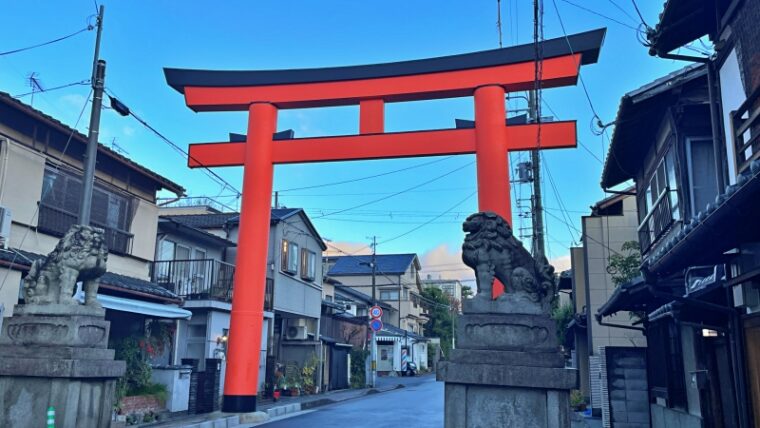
xmin=1 ymin=1 xmax=685 ymax=280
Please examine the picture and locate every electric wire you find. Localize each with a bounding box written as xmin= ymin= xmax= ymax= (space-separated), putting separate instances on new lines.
xmin=276 ymin=156 xmax=455 ymax=193
xmin=310 ymin=161 xmax=474 ymax=219
xmin=0 ymin=24 xmax=94 ymax=56
xmin=0 ymin=89 xmax=93 ymax=293
xmin=13 ymin=80 xmax=91 ymax=98
xmin=105 ymin=88 xmax=239 ymax=197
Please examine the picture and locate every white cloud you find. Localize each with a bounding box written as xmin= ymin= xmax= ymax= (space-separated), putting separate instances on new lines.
xmin=122 ymin=125 xmax=135 ymax=137
xmin=418 ymin=243 xmax=473 ymax=282
xmin=322 ymin=241 xmax=373 ymax=257
xmin=59 ymin=93 xmax=86 ymax=109
xmin=549 ymin=254 xmax=572 ymax=273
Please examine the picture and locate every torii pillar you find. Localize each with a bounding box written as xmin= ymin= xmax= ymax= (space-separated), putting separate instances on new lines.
xmin=165 ymin=28 xmax=605 ymax=413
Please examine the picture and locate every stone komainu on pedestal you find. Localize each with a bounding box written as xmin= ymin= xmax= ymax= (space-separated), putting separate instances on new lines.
xmin=0 ymin=225 xmax=125 ymax=428
xmin=437 ymin=212 xmax=578 ymax=428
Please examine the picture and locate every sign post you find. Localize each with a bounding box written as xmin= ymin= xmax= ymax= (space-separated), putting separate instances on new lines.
xmin=369 ymin=305 xmax=383 ymax=387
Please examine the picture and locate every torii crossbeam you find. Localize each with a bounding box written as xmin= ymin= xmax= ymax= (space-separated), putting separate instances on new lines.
xmin=165 ymin=28 xmax=605 ymax=412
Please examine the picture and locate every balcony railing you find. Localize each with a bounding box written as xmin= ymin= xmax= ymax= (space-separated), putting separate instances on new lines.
xmin=37 ymin=203 xmax=134 ymax=255
xmin=732 ymin=85 xmax=760 ymax=175
xmin=638 ymin=190 xmax=675 ymax=253
xmin=151 ymin=259 xmax=235 ymax=301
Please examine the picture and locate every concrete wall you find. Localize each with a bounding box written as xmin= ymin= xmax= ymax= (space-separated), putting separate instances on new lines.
xmin=0 ymin=269 xmax=21 ymax=318
xmin=582 ymin=196 xmax=646 ymax=351
xmin=650 ymin=404 xmax=703 ymax=428
xmin=571 ymin=246 xmax=590 ymax=398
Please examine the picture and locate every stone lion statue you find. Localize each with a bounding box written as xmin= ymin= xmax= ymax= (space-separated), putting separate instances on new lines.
xmin=23 ymin=224 xmax=108 ymax=307
xmin=462 ymin=212 xmax=555 ymax=311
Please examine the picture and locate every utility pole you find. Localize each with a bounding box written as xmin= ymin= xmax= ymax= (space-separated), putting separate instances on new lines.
xmin=528 ymin=90 xmax=545 ymax=258
xmin=369 ymin=236 xmax=377 ymax=388
xmin=78 ymin=5 xmax=105 ymax=226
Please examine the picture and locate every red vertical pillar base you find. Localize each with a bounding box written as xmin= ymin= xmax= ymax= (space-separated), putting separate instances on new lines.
xmin=222 ymin=395 xmax=257 ymax=413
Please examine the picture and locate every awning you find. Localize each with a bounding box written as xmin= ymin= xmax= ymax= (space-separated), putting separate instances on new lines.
xmin=74 ymin=292 xmax=192 ymax=319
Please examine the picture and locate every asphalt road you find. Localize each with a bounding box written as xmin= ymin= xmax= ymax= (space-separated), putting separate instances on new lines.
xmin=258 ymin=374 xmax=443 ymax=428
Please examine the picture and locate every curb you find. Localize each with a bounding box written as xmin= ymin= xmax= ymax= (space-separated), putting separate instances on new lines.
xmin=263 ymin=384 xmax=402 ymax=420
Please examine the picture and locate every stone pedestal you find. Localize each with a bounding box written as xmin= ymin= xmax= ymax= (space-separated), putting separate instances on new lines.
xmin=0 ymin=305 xmax=126 ymax=428
xmin=437 ymin=306 xmax=577 ymax=428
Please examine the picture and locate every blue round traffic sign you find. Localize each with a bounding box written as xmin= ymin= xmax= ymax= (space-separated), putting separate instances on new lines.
xmin=370 ymin=305 xmax=383 ymax=319
xmin=370 ymin=319 xmax=383 ymax=332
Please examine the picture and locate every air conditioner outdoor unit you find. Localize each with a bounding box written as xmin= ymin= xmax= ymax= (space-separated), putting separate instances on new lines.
xmin=288 ymin=318 xmax=307 ymax=328
xmin=0 ymin=207 xmax=11 ymax=249
xmin=285 ymin=325 xmax=308 ymax=340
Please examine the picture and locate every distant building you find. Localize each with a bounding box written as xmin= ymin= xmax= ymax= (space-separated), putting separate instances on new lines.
xmin=568 ymin=192 xmax=645 ymax=419
xmin=326 ymin=253 xmax=427 ymax=334
xmin=421 ymin=276 xmax=463 ymax=303
xmin=161 ymin=206 xmax=327 ymax=394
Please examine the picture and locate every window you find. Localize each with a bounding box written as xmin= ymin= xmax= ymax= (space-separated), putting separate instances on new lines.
xmin=300 ymin=249 xmax=316 ymax=281
xmin=686 ymin=137 xmax=718 ymax=216
xmin=158 ymin=239 xmax=176 ymax=261
xmin=39 ymin=166 xmax=133 ymax=253
xmin=379 ymin=290 xmax=399 ymax=300
xmin=638 ymin=147 xmax=681 ymax=249
xmin=280 ymin=240 xmax=299 ymax=274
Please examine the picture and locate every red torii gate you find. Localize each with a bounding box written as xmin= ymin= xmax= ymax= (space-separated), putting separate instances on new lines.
xmin=165 ymin=28 xmax=604 ymax=412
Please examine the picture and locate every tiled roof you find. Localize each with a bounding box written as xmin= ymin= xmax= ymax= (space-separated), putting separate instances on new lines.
xmin=327 ymin=254 xmax=418 ymax=276
xmin=601 ymin=64 xmax=707 ymax=188
xmin=0 ymin=91 xmax=185 ymax=196
xmin=0 ymin=248 xmax=179 ymax=302
xmin=162 ymin=213 xmax=239 ymax=229
xmin=379 ymin=323 xmax=427 ymax=341
xmin=164 ymin=208 xmax=301 ymax=228
xmin=165 ymin=208 xmax=326 ymax=250
xmin=644 ymin=159 xmax=760 ymax=274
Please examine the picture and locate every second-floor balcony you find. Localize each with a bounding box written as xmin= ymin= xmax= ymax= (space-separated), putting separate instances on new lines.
xmin=732 ymin=85 xmax=760 ymax=176
xmin=38 ymin=203 xmax=134 ymax=255
xmin=638 ymin=190 xmax=675 ymax=253
xmin=151 ymin=258 xmax=235 ymax=302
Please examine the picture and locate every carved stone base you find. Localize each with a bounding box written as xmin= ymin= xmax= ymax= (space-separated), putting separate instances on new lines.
xmin=0 ymin=305 xmax=125 ymax=428
xmin=0 ymin=305 xmax=110 ymax=348
xmin=438 ymin=311 xmax=577 ymax=427
xmin=455 ymin=313 xmax=558 ymax=352
xmin=463 ymin=294 xmax=549 ymax=315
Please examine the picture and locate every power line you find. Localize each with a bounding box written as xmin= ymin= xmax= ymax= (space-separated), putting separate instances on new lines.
xmin=311 ymin=161 xmax=474 ymax=219
xmin=105 ymin=88 xmax=239 ymax=197
xmin=0 ymin=89 xmax=93 ymax=293
xmin=550 ymin=0 xmax=606 ymax=127
xmin=558 ymin=0 xmax=642 ymax=32
xmin=277 ymin=187 xmax=475 ymax=197
xmin=13 ymin=80 xmax=90 ymax=98
xmin=276 ymin=155 xmax=455 ymax=193
xmin=629 ymin=0 xmax=649 ymax=28
xmin=377 ymin=191 xmax=477 ymax=245
xmin=0 ymin=24 xmax=94 ymax=56
xmin=607 ymin=0 xmax=639 ymax=25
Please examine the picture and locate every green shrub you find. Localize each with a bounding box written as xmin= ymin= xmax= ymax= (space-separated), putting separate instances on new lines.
xmin=350 ymin=349 xmax=370 ymax=388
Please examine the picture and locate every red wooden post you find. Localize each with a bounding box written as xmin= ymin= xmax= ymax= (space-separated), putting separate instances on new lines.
xmin=360 ymin=99 xmax=384 ymax=134
xmin=222 ymin=102 xmax=277 ymax=412
xmin=474 ymin=85 xmax=509 ymax=298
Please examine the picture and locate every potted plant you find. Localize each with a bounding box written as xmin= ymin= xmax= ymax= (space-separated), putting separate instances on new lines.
xmin=570 ymin=390 xmax=586 ymax=411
